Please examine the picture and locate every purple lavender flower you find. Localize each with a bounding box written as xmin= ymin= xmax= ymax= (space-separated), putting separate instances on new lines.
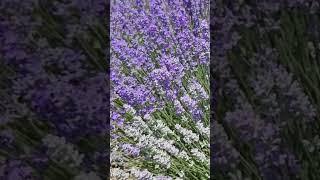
xmin=121 ymin=144 xmax=140 ymax=157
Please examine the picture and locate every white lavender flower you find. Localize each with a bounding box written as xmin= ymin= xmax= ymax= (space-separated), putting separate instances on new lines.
xmin=152 ymin=119 xmax=174 ymax=136
xmin=178 ymin=150 xmax=191 ymax=161
xmin=157 ymin=138 xmax=179 ymax=156
xmin=151 ymin=148 xmax=172 ymax=169
xmin=196 ymin=121 xmax=209 ymax=138
xmin=110 ymin=145 xmax=123 ymax=164
xmin=110 ymin=168 xmax=130 ymax=180
xmin=130 ymin=168 xmax=154 ymax=179
xmin=191 ymin=148 xmax=208 ymax=163
xmin=175 ymin=124 xmax=199 ymax=144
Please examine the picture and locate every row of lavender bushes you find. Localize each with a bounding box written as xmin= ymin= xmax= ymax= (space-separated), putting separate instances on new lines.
xmin=1 ymin=0 xmax=107 ymax=179
xmin=110 ymin=0 xmax=210 ymax=179
xmin=212 ymin=0 xmax=320 ymax=179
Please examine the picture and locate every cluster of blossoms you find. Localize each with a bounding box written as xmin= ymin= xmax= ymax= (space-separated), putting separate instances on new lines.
xmin=111 ymin=0 xmax=209 ymax=179
xmin=1 ymin=0 xmax=107 ymax=179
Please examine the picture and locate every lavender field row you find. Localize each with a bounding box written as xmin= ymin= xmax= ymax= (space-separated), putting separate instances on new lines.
xmin=110 ymin=1 xmax=210 ymax=179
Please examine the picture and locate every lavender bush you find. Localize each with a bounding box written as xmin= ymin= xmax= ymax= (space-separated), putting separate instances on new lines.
xmin=110 ymin=0 xmax=210 ymax=179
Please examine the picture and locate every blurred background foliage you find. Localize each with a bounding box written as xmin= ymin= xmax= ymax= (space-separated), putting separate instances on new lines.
xmin=1 ymin=0 xmax=108 ymax=179
xmin=212 ymin=1 xmax=320 ymax=179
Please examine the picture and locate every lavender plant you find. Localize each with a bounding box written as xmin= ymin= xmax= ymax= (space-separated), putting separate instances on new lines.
xmin=110 ymin=0 xmax=210 ymax=179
